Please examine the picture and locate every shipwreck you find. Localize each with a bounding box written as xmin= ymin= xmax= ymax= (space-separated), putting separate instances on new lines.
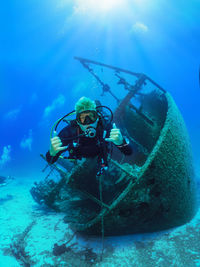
xmin=30 ymin=57 xmax=197 ymax=236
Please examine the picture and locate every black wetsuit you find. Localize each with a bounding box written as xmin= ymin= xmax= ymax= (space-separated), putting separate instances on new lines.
xmin=46 ymin=119 xmax=132 ymax=165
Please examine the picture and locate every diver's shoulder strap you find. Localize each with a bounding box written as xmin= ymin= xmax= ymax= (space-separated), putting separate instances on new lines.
xmin=69 ymin=119 xmax=78 ymax=128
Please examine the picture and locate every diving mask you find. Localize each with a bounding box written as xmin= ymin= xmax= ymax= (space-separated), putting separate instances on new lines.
xmin=76 ymin=110 xmax=98 ymax=125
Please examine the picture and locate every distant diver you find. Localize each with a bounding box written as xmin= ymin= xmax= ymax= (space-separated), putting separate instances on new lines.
xmin=46 ymin=97 xmax=132 ymax=175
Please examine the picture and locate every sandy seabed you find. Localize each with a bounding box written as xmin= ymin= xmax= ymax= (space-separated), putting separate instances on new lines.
xmin=0 ymin=177 xmax=200 ymax=267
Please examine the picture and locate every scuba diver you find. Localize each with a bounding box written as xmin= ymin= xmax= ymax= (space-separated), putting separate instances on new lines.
xmin=46 ymin=97 xmax=132 ymax=175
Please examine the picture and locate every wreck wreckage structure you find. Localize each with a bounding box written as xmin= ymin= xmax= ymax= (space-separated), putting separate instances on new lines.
xmin=30 ymin=57 xmax=197 ymax=236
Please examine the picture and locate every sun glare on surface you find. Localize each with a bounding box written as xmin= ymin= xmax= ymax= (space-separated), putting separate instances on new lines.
xmin=74 ymin=0 xmax=125 ymax=14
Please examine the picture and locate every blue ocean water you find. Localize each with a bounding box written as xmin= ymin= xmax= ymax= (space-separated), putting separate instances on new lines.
xmin=1 ymin=0 xmax=200 ymax=177
xmin=0 ymin=0 xmax=200 ymax=266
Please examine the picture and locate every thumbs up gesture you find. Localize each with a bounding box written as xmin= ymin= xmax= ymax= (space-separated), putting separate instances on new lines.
xmin=105 ymin=123 xmax=124 ymax=146
xmin=49 ymin=131 xmax=68 ymax=157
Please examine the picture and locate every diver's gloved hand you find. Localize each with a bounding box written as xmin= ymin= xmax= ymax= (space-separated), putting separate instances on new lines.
xmin=105 ymin=123 xmax=124 ymax=146
xmin=49 ymin=131 xmax=68 ymax=157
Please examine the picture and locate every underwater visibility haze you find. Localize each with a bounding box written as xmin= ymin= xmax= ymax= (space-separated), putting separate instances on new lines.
xmin=0 ymin=0 xmax=200 ymax=266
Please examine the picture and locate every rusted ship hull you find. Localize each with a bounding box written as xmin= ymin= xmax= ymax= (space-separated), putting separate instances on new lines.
xmin=30 ymin=59 xmax=197 ymax=236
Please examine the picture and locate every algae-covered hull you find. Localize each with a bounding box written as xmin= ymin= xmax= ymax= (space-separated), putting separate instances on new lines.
xmin=31 ymin=58 xmax=197 ymax=236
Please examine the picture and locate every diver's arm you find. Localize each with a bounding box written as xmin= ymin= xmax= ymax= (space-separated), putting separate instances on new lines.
xmin=46 ymin=150 xmax=62 ymax=164
xmin=115 ymin=137 xmax=133 ymax=155
xmin=46 ymin=127 xmax=70 ymax=164
xmin=105 ymin=123 xmax=133 ymax=156
xmin=46 ymin=138 xmax=68 ymax=164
